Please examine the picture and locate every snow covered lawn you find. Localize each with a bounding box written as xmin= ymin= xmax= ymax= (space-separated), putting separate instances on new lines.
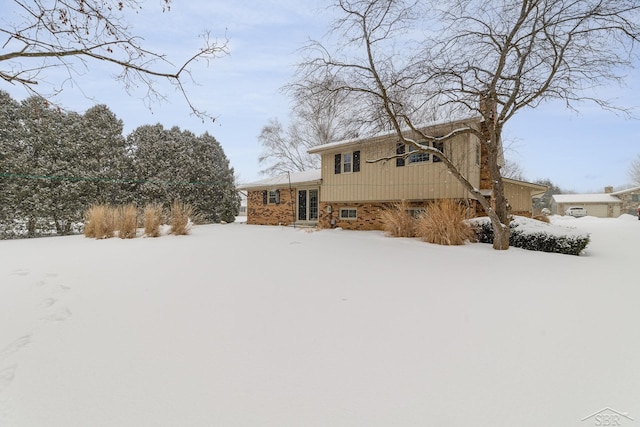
xmin=1 ymin=215 xmax=639 ymax=427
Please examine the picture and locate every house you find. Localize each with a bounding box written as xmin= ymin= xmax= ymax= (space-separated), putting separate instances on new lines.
xmin=610 ymin=186 xmax=640 ymax=215
xmin=239 ymin=117 xmax=547 ymax=230
xmin=551 ymin=186 xmax=640 ymax=218
xmin=238 ymin=169 xmax=322 ymax=226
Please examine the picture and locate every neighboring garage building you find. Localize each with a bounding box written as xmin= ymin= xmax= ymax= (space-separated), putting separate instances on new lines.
xmin=551 ymin=192 xmax=623 ymax=218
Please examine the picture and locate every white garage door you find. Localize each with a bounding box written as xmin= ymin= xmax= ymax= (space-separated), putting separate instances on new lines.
xmin=585 ymin=204 xmax=609 ymax=218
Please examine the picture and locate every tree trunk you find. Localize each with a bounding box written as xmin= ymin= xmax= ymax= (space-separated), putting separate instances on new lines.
xmin=487 ymin=128 xmax=510 ymax=250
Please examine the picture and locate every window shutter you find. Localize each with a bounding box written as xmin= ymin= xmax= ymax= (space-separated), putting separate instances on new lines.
xmin=396 ymin=142 xmax=405 ymax=167
xmin=353 ymin=150 xmax=361 ymax=172
xmin=433 ymin=140 xmax=444 ymax=163
xmin=275 ymin=189 xmax=280 ymax=204
xmin=334 ymin=153 xmax=342 ymax=174
xmin=262 ymin=190 xmax=267 ymax=205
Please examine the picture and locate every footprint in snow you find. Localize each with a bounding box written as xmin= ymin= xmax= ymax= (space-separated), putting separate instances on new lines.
xmin=39 ymin=298 xmax=58 ymax=309
xmin=10 ymin=269 xmax=29 ymax=276
xmin=0 ymin=365 xmax=17 ymax=393
xmin=0 ymin=336 xmax=31 ymax=362
xmin=43 ymin=307 xmax=72 ymax=322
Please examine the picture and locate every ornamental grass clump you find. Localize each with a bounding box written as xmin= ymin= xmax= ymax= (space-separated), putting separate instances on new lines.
xmin=143 ymin=203 xmax=164 ymax=237
xmin=117 ymin=204 xmax=138 ymax=239
xmin=415 ymin=199 xmax=476 ymax=245
xmin=83 ymin=204 xmax=117 ymax=239
xmin=381 ymin=200 xmax=417 ymax=237
xmin=170 ymin=200 xmax=193 ymax=235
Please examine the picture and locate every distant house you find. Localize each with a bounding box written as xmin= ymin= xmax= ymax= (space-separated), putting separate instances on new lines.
xmin=239 ymin=117 xmax=546 ymax=230
xmin=610 ymin=186 xmax=640 ymax=215
xmin=550 ymin=186 xmax=640 ymax=218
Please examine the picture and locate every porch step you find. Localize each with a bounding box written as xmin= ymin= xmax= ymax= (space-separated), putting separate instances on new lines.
xmin=290 ymin=222 xmax=318 ymax=229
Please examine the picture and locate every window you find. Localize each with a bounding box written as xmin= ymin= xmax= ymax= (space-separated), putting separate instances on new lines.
xmin=396 ymin=140 xmax=444 ymax=166
xmin=406 ymin=208 xmax=426 ymax=219
xmin=339 ymin=208 xmax=357 ymax=219
xmin=433 ymin=141 xmax=444 ymax=163
xmin=396 ymin=142 xmax=405 ymax=167
xmin=334 ymin=150 xmax=361 ymax=174
xmin=408 ymin=145 xmax=429 ymax=163
xmin=632 ymin=194 xmax=640 ymax=202
xmin=343 ymin=152 xmax=352 ymax=173
xmin=264 ymin=189 xmax=279 ymax=204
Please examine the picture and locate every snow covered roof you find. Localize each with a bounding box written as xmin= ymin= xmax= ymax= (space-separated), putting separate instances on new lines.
xmin=308 ymin=116 xmax=482 ymax=154
xmin=552 ymin=193 xmax=622 ymax=204
xmin=237 ymin=169 xmax=322 ymax=190
xmin=610 ymin=186 xmax=640 ymax=196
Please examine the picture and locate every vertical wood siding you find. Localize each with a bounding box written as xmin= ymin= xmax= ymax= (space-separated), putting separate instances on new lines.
xmin=320 ymin=133 xmax=481 ymax=203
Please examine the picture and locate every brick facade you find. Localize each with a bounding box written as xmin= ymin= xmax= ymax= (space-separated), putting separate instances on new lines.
xmin=318 ymin=200 xmax=479 ymax=230
xmin=318 ymin=202 xmax=390 ymax=230
xmin=246 ymin=188 xmax=297 ymax=226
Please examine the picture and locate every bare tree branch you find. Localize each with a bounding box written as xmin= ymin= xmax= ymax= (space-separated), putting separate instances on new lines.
xmin=1 ymin=0 xmax=228 ymax=119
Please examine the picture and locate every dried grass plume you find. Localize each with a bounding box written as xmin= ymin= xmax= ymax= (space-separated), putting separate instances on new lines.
xmin=415 ymin=199 xmax=476 ymax=245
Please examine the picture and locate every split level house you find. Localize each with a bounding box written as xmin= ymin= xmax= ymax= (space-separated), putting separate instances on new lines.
xmin=238 ymin=116 xmax=547 ymax=230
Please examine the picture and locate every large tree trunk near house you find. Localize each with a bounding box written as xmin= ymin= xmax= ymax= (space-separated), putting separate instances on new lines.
xmin=487 ymin=129 xmax=510 ymax=250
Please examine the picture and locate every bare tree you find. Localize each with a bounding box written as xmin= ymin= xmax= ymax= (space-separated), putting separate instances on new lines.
xmin=257 ymin=118 xmax=321 ymax=176
xmin=299 ymin=0 xmax=640 ymax=249
xmin=629 ymin=154 xmax=640 ymax=186
xmin=502 ymin=158 xmax=525 ymax=181
xmin=0 ymin=0 xmax=227 ymax=118
xmin=258 ymin=78 xmax=360 ymax=176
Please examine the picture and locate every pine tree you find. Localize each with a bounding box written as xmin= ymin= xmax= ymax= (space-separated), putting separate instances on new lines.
xmin=0 ymin=91 xmax=21 ymax=236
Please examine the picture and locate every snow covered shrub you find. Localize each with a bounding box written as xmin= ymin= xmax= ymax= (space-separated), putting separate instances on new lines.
xmin=415 ymin=199 xmax=476 ymax=245
xmin=468 ymin=216 xmax=590 ymax=255
xmin=143 ymin=203 xmax=163 ymax=237
xmin=84 ymin=205 xmax=116 ymax=239
xmin=170 ymin=200 xmax=193 ymax=235
xmin=381 ymin=200 xmax=416 ymax=237
xmin=117 ymin=204 xmax=138 ymax=239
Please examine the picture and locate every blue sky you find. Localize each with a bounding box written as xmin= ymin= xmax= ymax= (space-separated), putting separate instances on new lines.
xmin=3 ymin=0 xmax=639 ymax=193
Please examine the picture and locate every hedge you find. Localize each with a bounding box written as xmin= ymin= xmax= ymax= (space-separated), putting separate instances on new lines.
xmin=468 ymin=216 xmax=590 ymax=256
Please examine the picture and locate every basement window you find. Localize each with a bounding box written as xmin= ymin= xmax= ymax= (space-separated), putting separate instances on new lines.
xmin=339 ymin=208 xmax=357 ymax=219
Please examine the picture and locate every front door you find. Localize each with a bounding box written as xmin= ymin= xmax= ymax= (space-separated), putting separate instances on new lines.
xmin=297 ymin=189 xmax=318 ymax=222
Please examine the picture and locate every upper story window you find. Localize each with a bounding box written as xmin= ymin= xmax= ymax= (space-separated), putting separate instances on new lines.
xmin=396 ymin=140 xmax=444 ymax=167
xmin=408 ymin=145 xmax=429 ymax=163
xmin=343 ymin=152 xmax=352 ymax=172
xmin=334 ymin=150 xmax=361 ymax=174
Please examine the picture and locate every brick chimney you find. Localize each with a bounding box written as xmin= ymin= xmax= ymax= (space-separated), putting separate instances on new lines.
xmin=604 ymin=186 xmax=613 ymax=193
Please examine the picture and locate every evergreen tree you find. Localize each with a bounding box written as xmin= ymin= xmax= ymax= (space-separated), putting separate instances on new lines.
xmin=0 ymin=91 xmax=21 ymax=234
xmin=195 ymin=132 xmax=239 ymax=223
xmin=534 ymin=179 xmax=564 ymax=212
xmin=1 ymin=91 xmax=239 ymax=237
xmin=129 ymin=124 xmax=239 ymax=222
xmin=81 ymin=105 xmax=129 ymax=205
